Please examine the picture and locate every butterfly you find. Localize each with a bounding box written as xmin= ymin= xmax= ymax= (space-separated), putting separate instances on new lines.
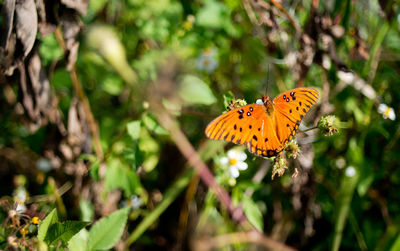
xmin=205 ymin=88 xmax=319 ymax=157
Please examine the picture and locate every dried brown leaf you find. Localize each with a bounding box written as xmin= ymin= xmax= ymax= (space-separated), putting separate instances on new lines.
xmin=15 ymin=0 xmax=37 ymax=57
xmin=1 ymin=0 xmax=16 ymax=48
xmin=60 ymin=0 xmax=89 ymax=16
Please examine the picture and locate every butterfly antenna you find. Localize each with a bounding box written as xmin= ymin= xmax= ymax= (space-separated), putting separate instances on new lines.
xmin=266 ymin=64 xmax=270 ymax=95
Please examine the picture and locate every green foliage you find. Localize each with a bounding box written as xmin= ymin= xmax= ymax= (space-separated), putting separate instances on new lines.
xmin=242 ymin=195 xmax=264 ymax=231
xmin=2 ymin=0 xmax=400 ymax=250
xmin=38 ymin=209 xmax=58 ymax=241
xmin=45 ymin=221 xmax=89 ymax=246
xmin=178 ymin=75 xmax=217 ymax=105
xmin=87 ymin=207 xmax=130 ymax=250
xmin=38 ymin=209 xmax=88 ymax=247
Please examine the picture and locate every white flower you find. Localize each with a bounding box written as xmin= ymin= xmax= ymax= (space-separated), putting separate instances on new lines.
xmin=13 ymin=187 xmax=27 ymax=203
xmin=378 ymin=104 xmax=396 ymax=120
xmin=220 ymin=149 xmax=248 ymax=178
xmin=197 ymin=47 xmax=219 ymax=73
xmin=256 ymin=99 xmax=263 ymax=105
xmin=123 ymin=195 xmax=142 ymax=210
xmin=345 ymin=166 xmax=356 ymax=177
xmin=13 ymin=187 xmax=28 ymax=213
xmin=15 ymin=204 xmax=26 ymax=213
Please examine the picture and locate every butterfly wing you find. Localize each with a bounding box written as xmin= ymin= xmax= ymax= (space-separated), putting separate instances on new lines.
xmin=205 ymin=104 xmax=283 ymax=157
xmin=272 ymin=87 xmax=319 ymax=145
xmin=205 ymin=88 xmax=319 ymax=158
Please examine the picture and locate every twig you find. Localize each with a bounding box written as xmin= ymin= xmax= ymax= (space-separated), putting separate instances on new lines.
xmin=124 ymin=168 xmax=194 ymax=246
xmin=54 ymin=28 xmax=104 ymax=162
xmin=242 ymin=0 xmax=258 ymax=24
xmin=153 ymin=107 xmax=249 ymax=224
xmin=193 ymin=230 xmax=297 ymax=251
xmin=252 ymin=0 xmax=300 ymax=32
xmin=299 ymin=126 xmax=318 ymax=133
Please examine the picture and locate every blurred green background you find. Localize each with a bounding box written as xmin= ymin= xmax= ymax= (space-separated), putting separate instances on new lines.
xmin=1 ymin=0 xmax=400 ymax=250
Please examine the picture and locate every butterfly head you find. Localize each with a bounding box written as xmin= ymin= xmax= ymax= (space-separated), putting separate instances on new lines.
xmin=261 ymin=95 xmax=274 ymax=115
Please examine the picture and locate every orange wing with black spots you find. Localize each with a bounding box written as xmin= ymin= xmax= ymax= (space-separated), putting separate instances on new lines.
xmin=205 ymin=88 xmax=319 ymax=157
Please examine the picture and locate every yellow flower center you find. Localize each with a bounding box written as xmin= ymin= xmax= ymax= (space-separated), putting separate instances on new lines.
xmin=385 ymin=108 xmax=391 ymax=117
xmin=229 ymin=158 xmax=238 ymax=165
xmin=32 ymin=216 xmax=40 ymax=225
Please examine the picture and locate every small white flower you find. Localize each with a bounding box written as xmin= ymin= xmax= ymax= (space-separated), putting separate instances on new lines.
xmin=13 ymin=187 xmax=28 ymax=213
xmin=197 ymin=47 xmax=219 ymax=73
xmin=220 ymin=149 xmax=248 ymax=178
xmin=345 ymin=166 xmax=356 ymax=177
xmin=378 ymin=104 xmax=396 ymax=120
xmin=15 ymin=204 xmax=26 ymax=213
xmin=13 ymin=187 xmax=27 ymax=203
xmin=123 ymin=195 xmax=142 ymax=210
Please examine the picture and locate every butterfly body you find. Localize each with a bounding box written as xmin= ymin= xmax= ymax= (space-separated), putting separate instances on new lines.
xmin=205 ymin=88 xmax=319 ymax=157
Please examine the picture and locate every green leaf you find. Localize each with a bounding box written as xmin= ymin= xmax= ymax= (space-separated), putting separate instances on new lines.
xmin=105 ymin=159 xmax=140 ymax=196
xmin=68 ymin=229 xmax=89 ymax=251
xmin=89 ymin=161 xmax=100 ymax=181
xmin=332 ymin=166 xmax=360 ymax=251
xmin=178 ymin=75 xmax=216 ymax=105
xmin=87 ymin=207 xmax=130 ymax=251
xmin=142 ymin=114 xmax=168 ymax=135
xmin=223 ymin=91 xmax=235 ymax=109
xmin=127 ymin=120 xmax=141 ymax=140
xmin=79 ymin=199 xmax=95 ymax=222
xmin=38 ymin=208 xmax=58 ymax=241
xmin=45 ymin=221 xmax=89 ymax=246
xmin=242 ymin=195 xmax=263 ymax=231
xmin=102 ymin=75 xmax=124 ymax=95
xmin=196 ymin=0 xmax=227 ymax=29
xmin=391 ymin=234 xmax=400 ymax=251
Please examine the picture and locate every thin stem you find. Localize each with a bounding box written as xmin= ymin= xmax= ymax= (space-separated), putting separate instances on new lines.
xmin=299 ymin=126 xmax=318 ymax=133
xmin=54 ymin=28 xmax=104 ymax=162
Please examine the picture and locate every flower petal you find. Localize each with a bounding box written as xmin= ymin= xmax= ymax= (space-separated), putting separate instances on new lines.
xmin=237 ymin=151 xmax=247 ymax=161
xmin=388 ymin=108 xmax=396 ymax=120
xmin=378 ymin=103 xmax=388 ymax=114
xmin=220 ymin=157 xmax=229 ymax=165
xmin=229 ymin=166 xmax=239 ymax=178
xmin=345 ymin=166 xmax=356 ymax=177
xmin=227 ymin=149 xmax=237 ymax=159
xmin=236 ymin=161 xmax=248 ymax=170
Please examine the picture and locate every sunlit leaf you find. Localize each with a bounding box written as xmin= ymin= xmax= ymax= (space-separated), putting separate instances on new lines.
xmin=68 ymin=229 xmax=89 ymax=251
xmin=45 ymin=221 xmax=89 ymax=246
xmin=87 ymin=207 xmax=130 ymax=250
xmin=178 ymin=75 xmax=216 ymax=105
xmin=242 ymin=195 xmax=263 ymax=231
xmin=38 ymin=209 xmax=58 ymax=241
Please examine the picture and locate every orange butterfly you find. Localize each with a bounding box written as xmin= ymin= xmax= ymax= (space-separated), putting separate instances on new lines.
xmin=205 ymin=88 xmax=319 ymax=157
